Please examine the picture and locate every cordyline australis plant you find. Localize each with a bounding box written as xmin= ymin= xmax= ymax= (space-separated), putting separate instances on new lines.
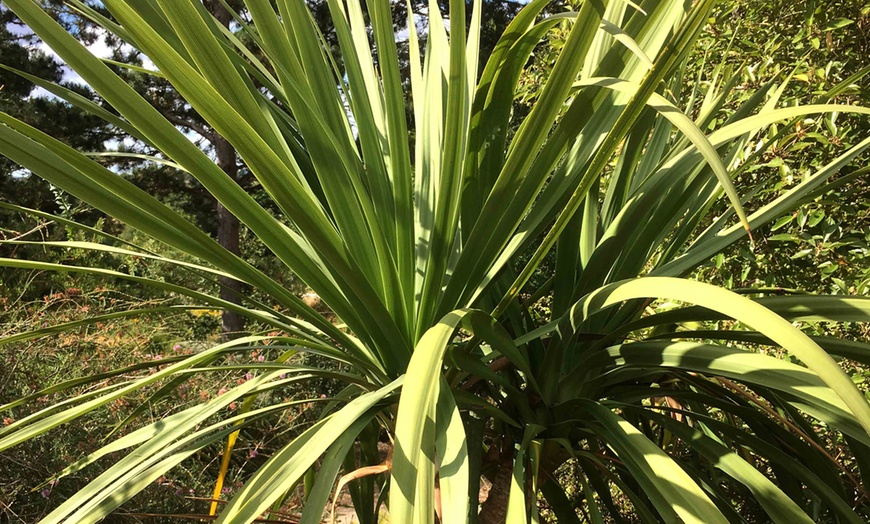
xmin=2 ymin=0 xmax=870 ymax=522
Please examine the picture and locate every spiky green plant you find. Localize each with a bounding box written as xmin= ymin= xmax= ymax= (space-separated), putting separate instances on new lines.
xmin=2 ymin=0 xmax=870 ymax=522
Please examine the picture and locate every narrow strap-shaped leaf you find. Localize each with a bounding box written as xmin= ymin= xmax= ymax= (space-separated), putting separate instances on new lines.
xmin=216 ymin=379 xmax=402 ymax=524
xmin=0 ymin=335 xmax=264 ymax=452
xmin=0 ymin=349 xmax=189 ymax=413
xmin=44 ymin=376 xmax=297 ymax=523
xmin=556 ymin=277 xmax=870 ymax=434
xmin=93 ymin=0 xmax=406 ymax=360
xmin=625 ymin=295 xmax=870 ymax=330
xmin=553 ymin=210 xmax=584 ymax=317
xmin=435 ymin=383 xmax=470 ymax=524
xmin=0 ymin=201 xmax=151 ymax=252
xmin=58 ymin=372 xmax=315 ymax=481
xmin=579 ymin=474 xmax=606 ymax=524
xmin=458 ymin=0 xmax=701 ymax=310
xmin=325 ymin=0 xmax=395 ymax=260
xmin=416 ymin=0 xmax=472 ymax=334
xmin=152 ymin=0 xmax=295 ymax=164
xmin=209 ymin=351 xmax=303 ymax=520
xmin=456 ymin=0 xmax=692 ymax=310
xmin=585 ymin=401 xmax=728 ymax=524
xmin=0 ymin=306 xmax=197 ymax=349
xmin=638 ymin=411 xmax=811 ymax=523
xmin=580 ymin=341 xmax=870 ymax=447
xmin=391 ymin=308 xmax=465 ymax=524
xmin=365 ymin=0 xmax=415 ymax=313
xmin=621 ymin=397 xmax=865 ymax=523
xmin=660 ymin=135 xmax=870 ymax=276
xmin=505 ymin=448 xmax=527 ymax=524
xmin=538 ymin=475 xmax=583 ymax=524
xmin=0 ymin=258 xmax=298 ymax=336
xmin=413 ymin=0 xmax=448 ymax=313
xmin=298 ymin=416 xmax=374 ymax=524
xmin=505 ymin=425 xmax=545 ymax=523
xmin=492 ymin=0 xmax=727 ymax=318
xmin=0 ymin=63 xmax=151 ymax=145
xmin=0 ymin=0 xmax=369 ymax=351
xmin=392 ymin=308 xmax=538 ymax=522
xmin=573 ymin=77 xmax=744 ymax=232
xmin=0 ymin=121 xmax=348 ymax=342
xmin=462 ymin=1 xmax=561 ymax=223
xmin=649 ymin=329 xmax=870 ymax=365
xmin=272 ymin=0 xmax=403 ymax=314
xmin=443 ymin=0 xmax=608 ymax=318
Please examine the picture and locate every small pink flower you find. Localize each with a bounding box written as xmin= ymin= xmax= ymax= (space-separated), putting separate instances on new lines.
xmin=279 ymin=373 xmax=286 ymax=379
xmin=245 ymin=373 xmax=253 ymax=381
xmin=321 ymin=394 xmax=327 ymax=399
xmin=41 ymin=488 xmax=51 ymax=498
xmin=257 ymin=355 xmax=265 ymax=362
xmin=249 ymin=449 xmax=259 ymax=459
xmin=173 ymin=344 xmax=181 ymax=351
xmin=217 ymin=387 xmax=227 ymax=396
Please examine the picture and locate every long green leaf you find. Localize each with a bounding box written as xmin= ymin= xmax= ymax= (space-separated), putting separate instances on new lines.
xmin=585 ymin=401 xmax=728 ymax=524
xmin=215 ymin=379 xmax=401 ymax=523
xmin=554 ymin=277 xmax=870 ymax=436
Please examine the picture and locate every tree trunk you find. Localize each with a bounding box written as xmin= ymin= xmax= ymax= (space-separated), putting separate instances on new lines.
xmin=205 ymin=0 xmax=245 ymax=339
xmin=477 ymin=458 xmax=513 ymax=524
xmin=214 ymin=135 xmax=245 ymax=338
